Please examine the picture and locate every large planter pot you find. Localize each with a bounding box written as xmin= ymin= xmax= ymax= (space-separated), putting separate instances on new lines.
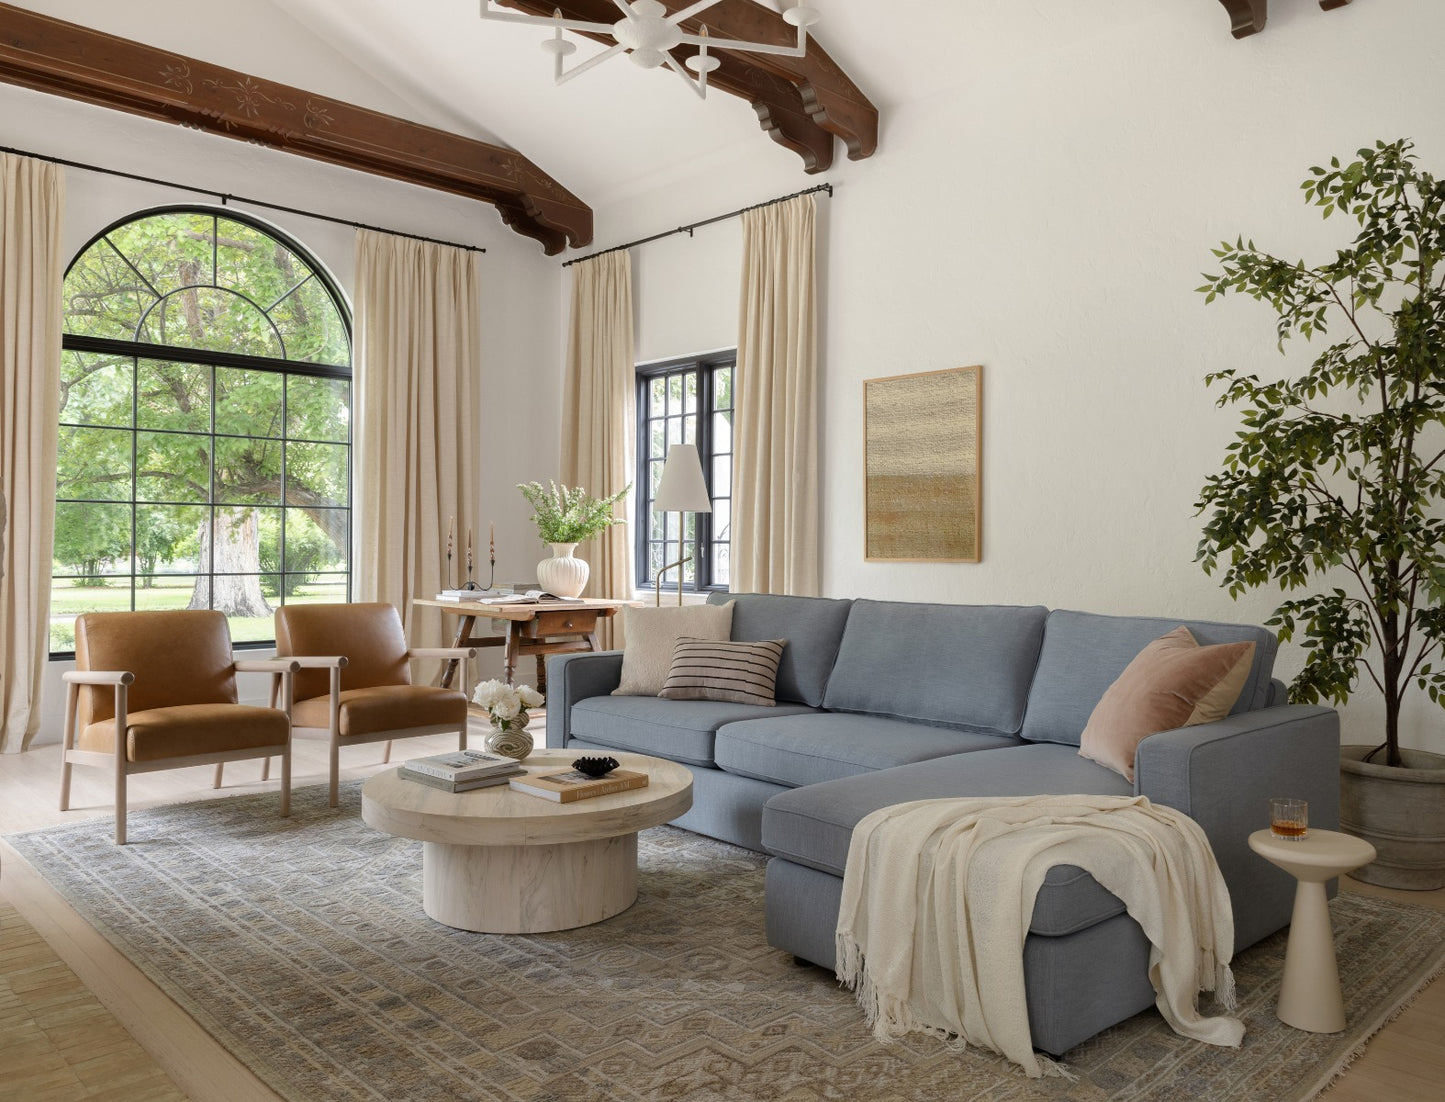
xmin=536 ymin=542 xmax=589 ymax=598
xmin=1340 ymin=744 xmax=1445 ymax=890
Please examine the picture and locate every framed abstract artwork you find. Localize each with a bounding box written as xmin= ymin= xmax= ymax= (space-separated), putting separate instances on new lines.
xmin=864 ymin=365 xmax=981 ymax=562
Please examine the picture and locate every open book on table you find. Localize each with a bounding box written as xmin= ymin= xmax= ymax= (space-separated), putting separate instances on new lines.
xmin=470 ymin=589 xmax=585 ymax=605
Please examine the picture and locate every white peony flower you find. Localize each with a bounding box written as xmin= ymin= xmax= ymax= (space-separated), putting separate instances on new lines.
xmin=517 ymin=685 xmax=544 ymax=709
xmin=491 ymin=697 xmax=521 ymax=720
xmin=471 ymin=679 xmax=508 ymax=709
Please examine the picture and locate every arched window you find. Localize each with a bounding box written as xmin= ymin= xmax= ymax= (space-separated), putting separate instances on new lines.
xmin=52 ymin=206 xmax=352 ymax=653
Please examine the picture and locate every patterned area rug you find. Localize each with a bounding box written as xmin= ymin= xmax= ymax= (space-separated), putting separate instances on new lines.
xmin=8 ymin=784 xmax=1444 ymax=1102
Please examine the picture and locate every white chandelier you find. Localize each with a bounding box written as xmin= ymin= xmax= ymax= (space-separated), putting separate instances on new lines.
xmin=479 ymin=1 xmax=820 ymax=99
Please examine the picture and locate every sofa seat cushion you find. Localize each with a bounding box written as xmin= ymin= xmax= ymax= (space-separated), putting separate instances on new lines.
xmin=80 ymin=704 xmax=289 ymax=762
xmin=291 ymin=685 xmax=466 ymax=737
xmin=569 ymin=695 xmax=820 ymax=767
xmin=715 ymin=714 xmax=1022 ymax=789
xmin=762 ymin=744 xmax=1135 ymax=937
xmin=822 ymin=600 xmax=1047 ymax=736
xmin=1022 ymin=610 xmax=1277 ymax=747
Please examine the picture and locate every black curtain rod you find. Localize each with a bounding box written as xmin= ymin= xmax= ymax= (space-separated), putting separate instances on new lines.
xmin=563 ymin=183 xmax=834 ymax=267
xmin=0 ymin=144 xmax=487 ymax=254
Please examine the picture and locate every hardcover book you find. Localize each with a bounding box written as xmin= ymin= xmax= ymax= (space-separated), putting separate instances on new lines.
xmin=403 ymin=749 xmax=521 ymax=781
xmin=508 ymin=768 xmax=648 ymax=803
xmin=399 ymin=766 xmax=523 ymax=793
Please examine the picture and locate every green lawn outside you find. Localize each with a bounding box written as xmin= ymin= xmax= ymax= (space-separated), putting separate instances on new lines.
xmin=49 ymin=577 xmax=348 ymax=651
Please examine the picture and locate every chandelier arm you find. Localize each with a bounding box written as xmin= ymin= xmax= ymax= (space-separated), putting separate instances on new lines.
xmin=663 ymin=52 xmax=708 ymax=99
xmin=675 ymin=32 xmax=806 ymax=57
xmin=667 ymin=0 xmax=726 ymax=24
xmin=477 ymin=1 xmax=614 ymax=34
xmin=555 ymin=41 xmax=629 ymax=84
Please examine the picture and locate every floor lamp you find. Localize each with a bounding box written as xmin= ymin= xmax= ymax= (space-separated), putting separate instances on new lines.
xmin=653 ymin=444 xmax=712 ymax=606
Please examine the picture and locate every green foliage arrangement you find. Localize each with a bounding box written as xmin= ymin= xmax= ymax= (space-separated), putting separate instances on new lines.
xmin=1195 ymin=139 xmax=1445 ymax=768
xmin=517 ymin=480 xmax=630 ymax=545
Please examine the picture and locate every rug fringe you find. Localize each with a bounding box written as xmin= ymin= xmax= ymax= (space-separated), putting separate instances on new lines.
xmin=1301 ymin=926 xmax=1445 ymax=1100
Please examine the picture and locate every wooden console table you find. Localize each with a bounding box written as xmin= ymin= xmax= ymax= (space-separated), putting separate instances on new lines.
xmin=415 ymin=598 xmax=628 ymax=691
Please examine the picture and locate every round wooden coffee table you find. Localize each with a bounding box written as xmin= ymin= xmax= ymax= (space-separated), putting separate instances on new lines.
xmin=361 ymin=750 xmax=692 ymax=934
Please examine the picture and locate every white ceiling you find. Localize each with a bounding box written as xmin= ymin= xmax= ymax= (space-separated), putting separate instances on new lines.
xmin=14 ymin=1 xmax=1176 ymax=214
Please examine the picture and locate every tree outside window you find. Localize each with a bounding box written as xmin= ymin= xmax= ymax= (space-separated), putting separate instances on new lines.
xmin=635 ymin=353 xmax=733 ymax=593
xmin=52 ymin=207 xmax=352 ymax=653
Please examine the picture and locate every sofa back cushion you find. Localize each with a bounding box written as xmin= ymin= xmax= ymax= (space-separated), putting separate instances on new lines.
xmin=706 ymin=592 xmax=853 ymax=706
xmin=1021 ymin=609 xmax=1278 ymax=747
xmin=821 ymin=600 xmax=1048 ymax=735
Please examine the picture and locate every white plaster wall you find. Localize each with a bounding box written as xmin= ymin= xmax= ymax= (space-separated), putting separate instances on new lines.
xmin=587 ymin=0 xmax=1445 ymax=754
xmin=0 ymin=83 xmax=563 ymax=742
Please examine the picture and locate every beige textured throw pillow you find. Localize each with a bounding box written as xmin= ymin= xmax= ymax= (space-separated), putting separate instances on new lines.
xmin=612 ymin=602 xmax=735 ymax=696
xmin=1079 ymin=626 xmax=1256 ymax=782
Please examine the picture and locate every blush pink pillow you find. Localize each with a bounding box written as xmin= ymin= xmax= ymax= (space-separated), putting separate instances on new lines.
xmin=1079 ymin=627 xmax=1256 ymax=782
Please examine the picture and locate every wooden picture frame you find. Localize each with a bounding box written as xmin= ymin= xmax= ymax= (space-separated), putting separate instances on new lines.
xmin=864 ymin=365 xmax=981 ymax=562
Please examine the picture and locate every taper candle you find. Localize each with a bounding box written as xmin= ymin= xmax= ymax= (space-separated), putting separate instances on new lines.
xmin=489 ymin=522 xmax=495 ymax=559
xmin=446 ymin=515 xmax=454 ymax=556
xmin=467 ymin=529 xmax=473 ymax=572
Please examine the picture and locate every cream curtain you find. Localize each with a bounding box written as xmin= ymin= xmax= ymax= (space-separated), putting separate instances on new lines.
xmin=732 ymin=194 xmax=819 ymax=596
xmin=0 ymin=153 xmax=64 ymax=754
xmin=353 ymin=230 xmax=482 ymax=657
xmin=561 ymin=251 xmax=635 ymax=646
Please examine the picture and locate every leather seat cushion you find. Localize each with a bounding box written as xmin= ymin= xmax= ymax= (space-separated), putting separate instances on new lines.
xmin=291 ymin=685 xmax=467 ymax=737
xmin=79 ymin=704 xmax=289 ymax=762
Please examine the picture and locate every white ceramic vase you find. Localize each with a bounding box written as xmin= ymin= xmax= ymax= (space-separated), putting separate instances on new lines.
xmin=536 ymin=542 xmax=589 ymax=598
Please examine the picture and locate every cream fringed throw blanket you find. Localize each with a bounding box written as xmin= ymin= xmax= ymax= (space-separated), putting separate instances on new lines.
xmin=835 ymin=794 xmax=1244 ymax=1078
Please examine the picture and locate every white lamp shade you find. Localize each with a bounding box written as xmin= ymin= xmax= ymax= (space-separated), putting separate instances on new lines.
xmin=654 ymin=444 xmax=713 ymax=512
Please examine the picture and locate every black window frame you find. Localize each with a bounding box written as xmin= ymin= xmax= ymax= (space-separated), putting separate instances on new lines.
xmin=635 ymin=352 xmax=734 ymax=595
xmin=51 ymin=205 xmax=353 ymax=658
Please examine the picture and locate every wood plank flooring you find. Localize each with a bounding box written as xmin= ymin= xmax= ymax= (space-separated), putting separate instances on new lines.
xmin=2 ymin=730 xmax=1442 ymax=1101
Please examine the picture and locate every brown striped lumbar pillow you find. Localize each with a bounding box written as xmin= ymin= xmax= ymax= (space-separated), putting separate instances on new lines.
xmin=658 ymin=637 xmax=787 ymax=707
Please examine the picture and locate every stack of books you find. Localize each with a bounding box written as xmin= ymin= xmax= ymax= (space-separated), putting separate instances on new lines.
xmin=400 ymin=749 xmax=525 ymax=792
xmin=509 ymin=768 xmax=649 ymax=803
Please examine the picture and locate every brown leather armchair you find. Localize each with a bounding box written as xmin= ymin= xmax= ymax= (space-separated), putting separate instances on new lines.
xmin=245 ymin=602 xmax=474 ymax=807
xmin=61 ymin=610 xmax=298 ymax=844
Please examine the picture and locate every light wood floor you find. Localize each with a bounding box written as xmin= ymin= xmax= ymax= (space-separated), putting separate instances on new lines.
xmin=2 ymin=734 xmax=1442 ymax=1102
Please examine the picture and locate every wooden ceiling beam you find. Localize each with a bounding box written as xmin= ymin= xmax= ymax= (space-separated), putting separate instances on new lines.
xmin=498 ymin=0 xmax=877 ymax=172
xmin=0 ymin=3 xmax=592 ymax=253
xmin=1217 ymin=0 xmax=1352 ymax=39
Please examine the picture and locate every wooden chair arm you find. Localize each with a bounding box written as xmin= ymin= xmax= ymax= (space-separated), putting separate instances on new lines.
xmin=234 ymin=658 xmax=302 ymax=674
xmin=282 ymin=655 xmax=349 ymax=669
xmin=409 ymin=647 xmax=478 ymax=660
xmin=62 ymin=670 xmax=135 ymax=686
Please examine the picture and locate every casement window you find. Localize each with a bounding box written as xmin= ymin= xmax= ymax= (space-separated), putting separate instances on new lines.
xmin=635 ymin=353 xmax=734 ymax=594
xmin=51 ymin=206 xmax=352 ymax=654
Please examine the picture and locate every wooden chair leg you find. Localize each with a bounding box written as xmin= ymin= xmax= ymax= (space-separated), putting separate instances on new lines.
xmin=114 ymin=762 xmax=127 ymax=846
xmin=261 ymin=756 xmax=271 ymax=782
xmin=382 ymin=740 xmax=392 ymax=765
xmin=59 ymin=682 xmax=78 ymax=812
xmin=328 ymin=735 xmax=340 ymax=808
xmin=213 ymin=763 xmax=224 ymax=789
xmin=280 ymin=746 xmax=291 ymax=818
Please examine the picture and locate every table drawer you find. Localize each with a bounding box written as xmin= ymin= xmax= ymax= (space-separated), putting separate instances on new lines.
xmin=526 ymin=609 xmax=600 ymax=636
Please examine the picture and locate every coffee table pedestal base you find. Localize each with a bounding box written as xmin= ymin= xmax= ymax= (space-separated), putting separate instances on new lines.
xmin=422 ymin=833 xmax=638 ymax=933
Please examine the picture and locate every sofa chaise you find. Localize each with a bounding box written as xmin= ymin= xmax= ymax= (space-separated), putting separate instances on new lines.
xmin=547 ymin=593 xmax=1340 ymax=1055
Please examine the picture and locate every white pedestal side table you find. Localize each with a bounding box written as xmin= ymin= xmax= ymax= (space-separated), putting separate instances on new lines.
xmin=1248 ymin=827 xmax=1377 ymax=1033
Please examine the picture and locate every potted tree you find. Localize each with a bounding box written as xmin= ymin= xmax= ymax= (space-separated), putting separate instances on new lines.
xmin=1196 ymin=139 xmax=1445 ymax=889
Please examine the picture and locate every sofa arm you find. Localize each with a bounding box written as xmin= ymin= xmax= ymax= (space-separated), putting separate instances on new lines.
xmin=545 ymin=650 xmax=623 ymax=749
xmin=1134 ymin=703 xmax=1340 ymax=950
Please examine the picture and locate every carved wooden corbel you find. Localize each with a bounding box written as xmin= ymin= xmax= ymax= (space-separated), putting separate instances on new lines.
xmin=0 ymin=3 xmax=592 ymax=252
xmin=1218 ymin=0 xmax=1353 ymax=39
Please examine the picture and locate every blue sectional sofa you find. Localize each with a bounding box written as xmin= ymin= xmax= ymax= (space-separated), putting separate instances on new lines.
xmin=547 ymin=593 xmax=1340 ymax=1055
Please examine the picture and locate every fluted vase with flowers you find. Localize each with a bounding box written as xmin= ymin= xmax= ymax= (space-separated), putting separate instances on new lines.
xmin=472 ymin=679 xmax=544 ymax=760
xmin=517 ymin=480 xmax=630 ymax=598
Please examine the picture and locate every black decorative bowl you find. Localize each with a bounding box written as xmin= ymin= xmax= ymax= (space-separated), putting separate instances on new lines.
xmin=572 ymin=756 xmax=619 ymax=778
